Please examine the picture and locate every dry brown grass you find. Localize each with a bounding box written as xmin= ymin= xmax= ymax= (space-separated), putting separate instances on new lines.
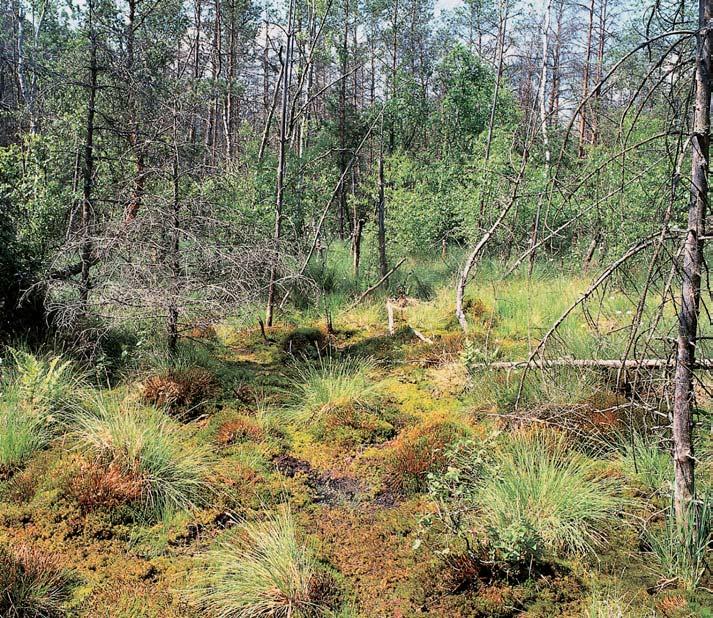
xmin=140 ymin=367 xmax=218 ymax=418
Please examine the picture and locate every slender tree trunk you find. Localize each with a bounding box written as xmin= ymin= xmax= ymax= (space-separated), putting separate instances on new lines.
xmin=124 ymin=0 xmax=145 ymax=223
xmin=528 ymin=0 xmax=552 ymax=275
xmin=337 ymin=0 xmax=349 ymax=240
xmin=265 ymin=0 xmax=294 ymax=327
xmin=672 ymin=0 xmax=712 ymax=523
xmin=79 ymin=2 xmax=98 ymax=311
xmin=578 ymin=0 xmax=595 ymax=157
xmin=167 ymin=129 xmax=181 ymax=355
xmin=592 ymin=0 xmax=607 ymax=146
xmin=484 ymin=0 xmax=508 ymax=163
xmin=377 ymin=139 xmax=387 ymax=278
xmin=548 ymin=0 xmax=563 ymax=125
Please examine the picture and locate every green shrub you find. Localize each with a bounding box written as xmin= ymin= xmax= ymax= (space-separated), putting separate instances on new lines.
xmin=285 ymin=356 xmax=379 ymax=425
xmin=645 ymin=496 xmax=712 ymax=591
xmin=0 ymin=545 xmax=74 ymax=618
xmin=73 ymin=399 xmax=213 ymax=519
xmin=3 ymin=348 xmax=75 ymax=418
xmin=193 ymin=507 xmax=338 ymax=617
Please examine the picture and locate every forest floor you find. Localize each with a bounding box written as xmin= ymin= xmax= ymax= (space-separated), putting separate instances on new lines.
xmin=1 ymin=266 xmax=712 ymax=617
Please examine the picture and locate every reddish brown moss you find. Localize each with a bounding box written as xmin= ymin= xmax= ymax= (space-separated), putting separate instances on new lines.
xmin=215 ymin=416 xmax=264 ymax=446
xmin=383 ymin=417 xmax=470 ymax=496
xmin=67 ymin=461 xmax=145 ymax=513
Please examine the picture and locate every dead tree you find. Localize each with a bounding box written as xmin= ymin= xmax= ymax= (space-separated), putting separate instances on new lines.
xmin=672 ymin=0 xmax=712 ymax=523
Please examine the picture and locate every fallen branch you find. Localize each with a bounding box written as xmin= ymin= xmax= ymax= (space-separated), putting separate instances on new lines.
xmin=473 ymin=358 xmax=713 ymax=370
xmin=409 ymin=326 xmax=433 ymax=344
xmin=347 ymin=258 xmax=406 ymax=311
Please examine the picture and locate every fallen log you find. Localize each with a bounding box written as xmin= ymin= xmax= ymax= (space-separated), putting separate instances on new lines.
xmin=472 ymin=358 xmax=713 ymax=370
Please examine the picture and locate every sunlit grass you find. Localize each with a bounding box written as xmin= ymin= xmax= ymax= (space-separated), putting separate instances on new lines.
xmin=283 ymin=355 xmax=379 ymax=425
xmin=473 ymin=430 xmax=624 ymax=561
xmin=191 ymin=507 xmax=328 ymax=618
xmin=73 ymin=398 xmax=213 ymax=519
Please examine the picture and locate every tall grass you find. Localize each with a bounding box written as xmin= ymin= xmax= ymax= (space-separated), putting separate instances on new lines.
xmin=645 ymin=496 xmax=712 ymax=591
xmin=0 ymin=391 xmax=53 ymax=475
xmin=618 ymin=432 xmax=672 ymax=496
xmin=73 ymin=399 xmax=213 ymax=518
xmin=0 ymin=349 xmax=77 ymax=474
xmin=285 ymin=356 xmax=379 ymax=425
xmin=0 ymin=545 xmax=74 ymax=618
xmin=193 ymin=507 xmax=326 ymax=618
xmin=476 ymin=431 xmax=623 ymax=561
xmin=3 ymin=348 xmax=76 ymax=418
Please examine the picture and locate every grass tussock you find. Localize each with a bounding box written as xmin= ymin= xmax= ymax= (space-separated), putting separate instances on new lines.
xmin=193 ymin=507 xmax=339 ymax=617
xmin=0 ymin=545 xmax=74 ymax=618
xmin=73 ymin=400 xmax=213 ymax=518
xmin=645 ymin=496 xmax=712 ymax=591
xmin=285 ymin=356 xmax=379 ymax=425
xmin=618 ymin=432 xmax=672 ymax=496
xmin=478 ymin=431 xmax=624 ymax=559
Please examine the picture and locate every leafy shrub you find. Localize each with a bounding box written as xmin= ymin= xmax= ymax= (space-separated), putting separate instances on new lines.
xmin=384 ymin=417 xmax=471 ymax=495
xmin=0 ymin=545 xmax=74 ymax=618
xmin=645 ymin=496 xmax=712 ymax=591
xmin=285 ymin=356 xmax=379 ymax=425
xmin=140 ymin=367 xmax=219 ymax=418
xmin=193 ymin=507 xmax=339 ymax=617
xmin=73 ymin=401 xmax=213 ymax=519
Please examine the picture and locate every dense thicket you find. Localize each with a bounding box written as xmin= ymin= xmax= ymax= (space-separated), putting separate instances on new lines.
xmin=1 ymin=0 xmax=695 ymax=343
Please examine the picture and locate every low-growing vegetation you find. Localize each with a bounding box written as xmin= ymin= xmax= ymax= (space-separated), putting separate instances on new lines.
xmin=72 ymin=399 xmax=214 ymax=519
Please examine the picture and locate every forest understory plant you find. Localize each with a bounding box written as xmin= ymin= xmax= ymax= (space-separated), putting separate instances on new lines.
xmin=644 ymin=494 xmax=712 ymax=591
xmin=427 ymin=430 xmax=625 ymax=576
xmin=284 ymin=355 xmax=379 ymax=426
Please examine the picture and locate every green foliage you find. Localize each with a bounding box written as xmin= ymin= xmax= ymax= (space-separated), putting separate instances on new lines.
xmin=0 ymin=545 xmax=74 ymax=618
xmin=73 ymin=399 xmax=213 ymax=519
xmin=478 ymin=431 xmax=623 ymax=559
xmin=3 ymin=348 xmax=76 ymax=419
xmin=0 ymin=349 xmax=76 ymax=473
xmin=192 ymin=507 xmax=331 ymax=618
xmin=0 ymin=392 xmax=52 ymax=475
xmin=428 ymin=431 xmax=624 ymax=570
xmin=645 ymin=496 xmax=712 ymax=591
xmin=435 ymin=44 xmax=510 ymax=156
xmin=284 ymin=355 xmax=379 ymax=425
xmin=618 ymin=432 xmax=672 ymax=496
